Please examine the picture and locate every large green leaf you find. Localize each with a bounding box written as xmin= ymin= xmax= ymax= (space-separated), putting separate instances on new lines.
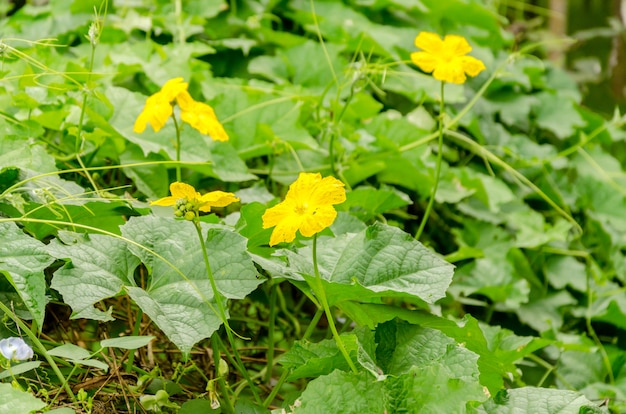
xmin=381 ymin=323 xmax=487 ymax=411
xmin=48 ymin=231 xmax=140 ymax=321
xmin=121 ymin=216 xmax=262 ymax=353
xmin=0 ymin=383 xmax=47 ymax=414
xmin=0 ymin=222 xmax=54 ymax=328
xmin=280 ymin=332 xmax=382 ymax=381
xmin=340 ymin=302 xmax=550 ymax=395
xmin=296 ymin=370 xmax=386 ymax=414
xmin=269 ymin=223 xmax=454 ymax=305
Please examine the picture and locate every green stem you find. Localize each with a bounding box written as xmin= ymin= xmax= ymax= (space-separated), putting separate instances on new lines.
xmin=192 ymin=221 xmax=262 ymax=404
xmin=415 ymin=81 xmax=445 ymax=240
xmin=311 ymin=235 xmax=358 ymax=373
xmin=125 ymin=308 xmax=143 ymax=373
xmin=399 ymin=55 xmax=507 ymax=154
xmin=172 ymin=113 xmax=182 ymax=182
xmin=263 ymin=282 xmax=278 ymax=383
xmin=0 ymin=301 xmax=76 ymax=402
xmin=174 ymin=0 xmax=185 ymax=45
xmin=302 ymin=308 xmax=324 ymax=341
xmin=211 ymin=332 xmax=235 ymax=414
xmin=74 ymin=41 xmax=100 ymax=196
xmin=328 ymin=83 xmax=357 ymax=178
xmin=444 ymin=129 xmax=582 ymax=234
xmin=585 ymin=267 xmax=615 ymax=385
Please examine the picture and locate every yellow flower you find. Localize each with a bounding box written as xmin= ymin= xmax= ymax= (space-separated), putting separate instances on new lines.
xmin=152 ymin=182 xmax=239 ymax=220
xmin=410 ymin=32 xmax=486 ymax=84
xmin=134 ymin=79 xmax=229 ymax=141
xmin=133 ymin=78 xmax=189 ymax=133
xmin=133 ymin=94 xmax=173 ymax=133
xmin=262 ymin=173 xmax=346 ymax=246
xmin=180 ymin=98 xmax=229 ymax=142
xmin=159 ymin=77 xmax=189 ymax=101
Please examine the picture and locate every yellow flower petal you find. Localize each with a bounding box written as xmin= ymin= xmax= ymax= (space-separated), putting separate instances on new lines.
xmin=432 ymin=61 xmax=467 ymax=84
xmin=262 ymin=199 xmax=297 ymax=229
xmin=134 ymin=78 xmax=188 ymax=134
xmin=298 ymin=205 xmax=337 ymax=237
xmin=411 ymin=31 xmax=485 ymax=84
xmin=269 ymin=215 xmax=303 ymax=246
xmin=169 ymin=182 xmax=201 ymax=201
xmin=150 ymin=196 xmax=176 ymax=207
xmin=460 ymin=56 xmax=487 ymax=77
xmin=160 ymin=77 xmax=188 ymax=102
xmin=308 ymin=176 xmax=346 ymax=207
xmin=198 ymin=191 xmax=239 ymax=212
xmin=410 ymin=51 xmax=438 ymax=73
xmin=180 ymin=101 xmax=229 ymax=141
xmin=175 ymin=90 xmax=195 ymax=111
xmin=443 ymin=34 xmax=472 ymax=56
xmin=414 ymin=32 xmax=444 ymax=54
xmin=133 ymin=93 xmax=173 ymax=133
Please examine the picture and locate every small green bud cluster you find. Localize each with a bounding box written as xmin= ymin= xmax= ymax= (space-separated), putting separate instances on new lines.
xmin=174 ymin=198 xmax=197 ymax=221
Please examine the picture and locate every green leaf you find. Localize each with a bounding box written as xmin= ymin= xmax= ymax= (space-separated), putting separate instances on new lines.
xmin=0 ymin=383 xmax=47 ymax=413
xmin=0 ymin=137 xmax=57 ymax=173
xmin=120 ymin=142 xmax=169 ymax=200
xmin=533 ymin=92 xmax=585 ymax=139
xmin=544 ymin=256 xmax=587 ymax=292
xmin=336 ymin=185 xmax=411 ymax=221
xmin=516 ymin=291 xmax=577 ymax=333
xmin=272 ymin=223 xmax=454 ymax=305
xmin=47 ymin=343 xmax=91 ymax=360
xmin=386 ymin=362 xmax=487 ymax=413
xmin=475 ymin=387 xmax=606 ymax=413
xmin=283 ymin=40 xmax=348 ymax=93
xmin=235 ymin=202 xmax=274 ymax=249
xmin=100 ymin=336 xmax=155 ymax=350
xmin=297 ymin=370 xmax=386 ymax=414
xmin=280 ymin=336 xmax=358 ymax=380
xmin=341 ymin=303 xmax=549 ymax=395
xmin=48 ymin=231 xmax=141 ymax=321
xmin=67 ymin=358 xmax=109 ymax=371
xmin=380 ymin=322 xmax=488 ymax=411
xmin=556 ymin=350 xmax=608 ymax=391
xmin=0 ymin=361 xmax=41 ymax=380
xmin=0 ymin=222 xmax=54 ymax=328
xmin=121 ymin=216 xmax=261 ymax=353
xmin=205 ymin=79 xmax=317 ymax=156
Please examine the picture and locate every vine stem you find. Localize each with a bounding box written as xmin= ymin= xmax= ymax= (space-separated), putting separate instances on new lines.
xmin=585 ymin=263 xmax=615 ymax=385
xmin=211 ymin=332 xmax=235 ymax=414
xmin=311 ymin=235 xmax=358 ymax=373
xmin=74 ymin=23 xmax=100 ymax=196
xmin=192 ymin=221 xmax=262 ymax=405
xmin=172 ymin=113 xmax=182 ymax=182
xmin=415 ymin=80 xmax=445 ymax=240
xmin=0 ymin=301 xmax=76 ymax=402
xmin=263 ymin=281 xmax=278 ymax=383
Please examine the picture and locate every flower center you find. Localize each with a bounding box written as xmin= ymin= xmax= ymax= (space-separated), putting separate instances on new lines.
xmin=294 ymin=203 xmax=308 ymax=215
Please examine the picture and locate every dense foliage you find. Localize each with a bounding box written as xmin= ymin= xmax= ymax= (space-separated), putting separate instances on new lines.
xmin=1 ymin=0 xmax=625 ymax=413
